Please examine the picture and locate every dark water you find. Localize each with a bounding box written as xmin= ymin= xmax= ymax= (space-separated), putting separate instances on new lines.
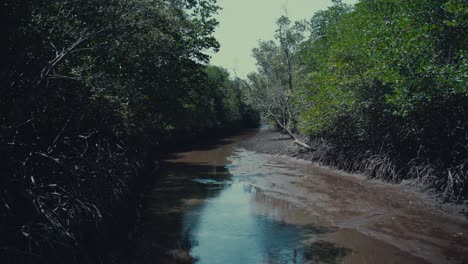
xmin=126 ymin=130 xmax=349 ymax=264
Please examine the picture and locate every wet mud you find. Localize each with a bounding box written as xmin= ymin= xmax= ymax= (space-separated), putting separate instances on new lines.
xmin=126 ymin=128 xmax=468 ymax=264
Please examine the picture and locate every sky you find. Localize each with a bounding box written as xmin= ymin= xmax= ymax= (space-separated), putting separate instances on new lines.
xmin=208 ymin=0 xmax=358 ymax=78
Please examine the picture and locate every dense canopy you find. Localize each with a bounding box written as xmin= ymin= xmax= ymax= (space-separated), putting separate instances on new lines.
xmin=247 ymin=0 xmax=467 ymax=200
xmin=1 ymin=0 xmax=258 ymax=262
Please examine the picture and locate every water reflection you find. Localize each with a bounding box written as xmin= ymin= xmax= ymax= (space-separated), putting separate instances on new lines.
xmin=126 ymin=131 xmax=352 ymax=264
xmin=186 ymin=180 xmax=322 ymax=264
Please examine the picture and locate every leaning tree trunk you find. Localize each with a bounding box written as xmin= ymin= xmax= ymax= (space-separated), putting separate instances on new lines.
xmin=266 ymin=110 xmax=315 ymax=151
xmin=235 ymin=76 xmax=314 ymax=151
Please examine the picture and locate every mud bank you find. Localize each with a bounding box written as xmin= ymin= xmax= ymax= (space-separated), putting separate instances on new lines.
xmin=238 ymin=129 xmax=467 ymax=216
xmin=238 ymin=129 xmax=312 ymax=158
xmin=238 ymin=129 xmax=468 ymax=263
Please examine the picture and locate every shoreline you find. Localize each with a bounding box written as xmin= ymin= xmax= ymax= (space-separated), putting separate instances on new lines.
xmin=237 ymin=128 xmax=468 ymax=263
xmin=238 ymin=128 xmax=468 ymax=218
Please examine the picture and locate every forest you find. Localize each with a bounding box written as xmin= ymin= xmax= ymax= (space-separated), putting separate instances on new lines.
xmin=1 ymin=0 xmax=467 ymax=263
xmin=1 ymin=0 xmax=258 ymax=262
xmin=246 ymin=0 xmax=467 ymax=201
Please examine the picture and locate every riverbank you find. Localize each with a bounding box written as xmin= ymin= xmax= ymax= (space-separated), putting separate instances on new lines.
xmin=239 ymin=128 xmax=468 ymax=216
xmin=238 ymin=128 xmax=468 ymax=263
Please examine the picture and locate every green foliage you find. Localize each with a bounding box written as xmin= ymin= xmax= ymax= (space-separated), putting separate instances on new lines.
xmin=248 ymin=16 xmax=307 ymax=131
xmin=249 ymin=0 xmax=468 ymax=200
xmin=298 ymin=0 xmax=468 ymax=199
xmin=0 ymin=0 xmax=257 ymax=262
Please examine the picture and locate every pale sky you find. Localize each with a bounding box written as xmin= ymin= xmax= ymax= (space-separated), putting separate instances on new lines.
xmin=208 ymin=0 xmax=358 ymax=78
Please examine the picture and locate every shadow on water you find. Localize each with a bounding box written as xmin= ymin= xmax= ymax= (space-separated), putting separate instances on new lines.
xmin=304 ymin=241 xmax=352 ymax=264
xmin=126 ymin=130 xmax=352 ymax=264
xmin=159 ymin=129 xmax=258 ymax=154
xmin=128 ymin=162 xmax=233 ymax=263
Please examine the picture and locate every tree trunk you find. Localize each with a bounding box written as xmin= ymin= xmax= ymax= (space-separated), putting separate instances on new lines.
xmin=266 ymin=110 xmax=315 ymax=151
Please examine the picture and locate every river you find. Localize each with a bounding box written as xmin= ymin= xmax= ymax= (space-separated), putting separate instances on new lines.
xmin=126 ymin=129 xmax=468 ymax=264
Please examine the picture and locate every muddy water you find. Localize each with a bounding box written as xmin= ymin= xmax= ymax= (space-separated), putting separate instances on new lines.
xmin=127 ymin=129 xmax=468 ymax=264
